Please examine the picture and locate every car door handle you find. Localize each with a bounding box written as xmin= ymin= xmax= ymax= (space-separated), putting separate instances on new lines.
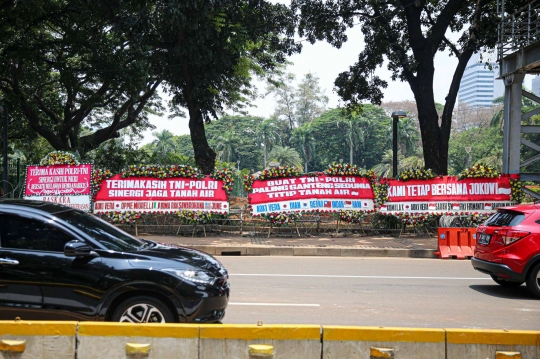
xmin=0 ymin=258 xmax=19 ymax=265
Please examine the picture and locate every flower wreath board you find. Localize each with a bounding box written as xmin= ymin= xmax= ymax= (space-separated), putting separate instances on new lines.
xmin=24 ymin=151 xmax=93 ymax=211
xmin=93 ymin=169 xmax=230 ymax=215
xmin=379 ymin=174 xmax=519 ymax=215
xmin=247 ymin=166 xmax=375 ymax=216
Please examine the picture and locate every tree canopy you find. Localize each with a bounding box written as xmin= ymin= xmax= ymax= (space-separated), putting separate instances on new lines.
xmin=0 ymin=0 xmax=300 ymax=173
xmin=134 ymin=0 xmax=300 ymax=173
xmin=303 ymin=106 xmax=392 ymax=170
xmin=0 ymin=0 xmax=161 ymax=157
xmin=291 ymin=0 xmax=507 ymax=174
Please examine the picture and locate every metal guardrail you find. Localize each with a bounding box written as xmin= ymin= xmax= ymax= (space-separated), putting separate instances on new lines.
xmin=498 ymin=0 xmax=540 ymax=61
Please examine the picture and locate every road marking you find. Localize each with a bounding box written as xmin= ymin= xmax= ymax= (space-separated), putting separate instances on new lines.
xmin=230 ymin=274 xmax=490 ymax=280
xmin=229 ymin=302 xmax=320 ymax=307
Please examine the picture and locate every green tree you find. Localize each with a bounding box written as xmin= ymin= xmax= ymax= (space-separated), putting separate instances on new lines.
xmin=173 ymin=135 xmax=195 ymax=159
xmin=372 ymin=150 xmax=404 ymax=178
xmin=295 ymin=72 xmax=328 ymax=126
xmin=151 ymin=130 xmax=177 ymax=162
xmin=0 ymin=0 xmax=299 ymax=173
xmin=386 ymin=117 xmax=420 ymax=157
xmin=0 ymin=0 xmax=162 ymax=157
xmin=205 ymin=115 xmax=263 ymax=171
xmin=448 ymin=126 xmax=504 ymax=175
xmin=292 ymin=0 xmax=506 ymax=174
xmin=292 ymin=124 xmax=316 ymax=172
xmin=257 ymin=118 xmax=281 ymax=168
xmin=401 ymin=149 xmax=425 ymax=169
xmin=308 ymin=107 xmax=389 ymax=170
xmin=135 ymin=0 xmax=299 ymax=174
xmin=213 ymin=130 xmax=240 ymax=163
xmin=267 ymin=145 xmax=303 ymax=170
xmin=337 ymin=114 xmax=363 ymax=165
xmin=90 ymin=138 xmax=151 ymax=173
xmin=267 ymin=72 xmax=297 ymax=132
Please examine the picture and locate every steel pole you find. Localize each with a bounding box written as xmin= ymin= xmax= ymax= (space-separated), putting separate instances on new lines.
xmin=2 ymin=107 xmax=7 ymax=197
xmin=16 ymin=158 xmax=20 ymax=185
xmin=392 ymin=116 xmax=398 ymax=178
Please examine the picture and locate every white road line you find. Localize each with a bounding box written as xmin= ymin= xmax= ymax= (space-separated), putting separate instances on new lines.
xmin=230 ymin=274 xmax=490 ymax=280
xmin=229 ymin=302 xmax=320 ymax=307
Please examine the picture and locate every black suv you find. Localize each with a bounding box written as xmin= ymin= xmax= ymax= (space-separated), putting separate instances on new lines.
xmin=0 ymin=200 xmax=229 ymax=323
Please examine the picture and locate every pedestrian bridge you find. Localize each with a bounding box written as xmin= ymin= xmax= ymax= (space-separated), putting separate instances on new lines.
xmin=499 ymin=1 xmax=540 ymax=198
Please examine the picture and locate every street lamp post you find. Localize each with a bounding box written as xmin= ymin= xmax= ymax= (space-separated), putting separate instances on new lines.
xmin=0 ymin=106 xmax=7 ymax=197
xmin=391 ymin=111 xmax=407 ymax=177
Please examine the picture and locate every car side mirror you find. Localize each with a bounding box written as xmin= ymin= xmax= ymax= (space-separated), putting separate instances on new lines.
xmin=64 ymin=240 xmax=98 ymax=258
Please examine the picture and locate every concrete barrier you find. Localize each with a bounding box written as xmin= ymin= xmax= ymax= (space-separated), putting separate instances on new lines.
xmin=199 ymin=324 xmax=321 ymax=359
xmin=0 ymin=321 xmax=538 ymax=359
xmin=446 ymin=329 xmax=540 ymax=359
xmin=77 ymin=322 xmax=199 ymax=359
xmin=0 ymin=321 xmax=77 ymax=359
xmin=322 ymin=326 xmax=446 ymax=359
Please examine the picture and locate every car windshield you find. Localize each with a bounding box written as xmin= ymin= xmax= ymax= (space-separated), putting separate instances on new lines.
xmin=53 ymin=209 xmax=145 ymax=252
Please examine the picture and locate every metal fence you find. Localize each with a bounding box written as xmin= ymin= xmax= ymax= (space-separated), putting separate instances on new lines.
xmin=0 ymin=159 xmax=25 ymax=198
xmin=112 ymin=211 xmax=440 ymax=239
xmin=498 ymin=0 xmax=540 ymax=61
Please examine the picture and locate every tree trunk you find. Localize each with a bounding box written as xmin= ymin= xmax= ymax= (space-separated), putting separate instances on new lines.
xmin=182 ymin=63 xmax=216 ymax=174
xmin=409 ymin=59 xmax=449 ymax=175
xmin=349 ymin=132 xmax=353 ymax=164
xmin=411 ymin=47 xmax=474 ymax=175
xmin=416 ymin=99 xmax=447 ymax=175
xmin=187 ymin=105 xmax=216 ymax=174
xmin=264 ymin=142 xmax=267 ymax=168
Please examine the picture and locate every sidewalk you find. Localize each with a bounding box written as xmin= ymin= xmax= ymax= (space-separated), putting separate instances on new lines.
xmin=139 ymin=232 xmax=439 ymax=258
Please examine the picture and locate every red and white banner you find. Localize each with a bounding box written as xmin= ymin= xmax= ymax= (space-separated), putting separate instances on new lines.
xmin=24 ymin=164 xmax=92 ymax=211
xmin=381 ymin=175 xmax=518 ymax=214
xmin=249 ymin=175 xmax=375 ymax=214
xmin=25 ymin=164 xmax=92 ymax=196
xmin=93 ymin=175 xmax=229 ymax=213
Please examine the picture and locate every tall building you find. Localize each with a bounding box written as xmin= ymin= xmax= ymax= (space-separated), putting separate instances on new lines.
xmin=458 ymin=53 xmax=504 ymax=107
xmin=532 ymin=75 xmax=540 ymax=97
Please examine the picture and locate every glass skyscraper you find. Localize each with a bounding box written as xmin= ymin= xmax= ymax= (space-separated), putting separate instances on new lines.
xmin=532 ymin=75 xmax=540 ymax=96
xmin=458 ymin=53 xmax=503 ymax=107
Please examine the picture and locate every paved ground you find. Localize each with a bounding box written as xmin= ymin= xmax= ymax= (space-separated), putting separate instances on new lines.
xmin=218 ymin=257 xmax=540 ymax=329
xmin=140 ymin=232 xmax=440 ymax=258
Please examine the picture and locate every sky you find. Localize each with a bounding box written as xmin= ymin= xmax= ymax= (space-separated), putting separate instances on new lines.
xmin=139 ymin=4 xmax=534 ymax=145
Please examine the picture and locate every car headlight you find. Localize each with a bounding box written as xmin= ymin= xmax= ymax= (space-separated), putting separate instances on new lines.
xmin=162 ymin=268 xmax=217 ymax=285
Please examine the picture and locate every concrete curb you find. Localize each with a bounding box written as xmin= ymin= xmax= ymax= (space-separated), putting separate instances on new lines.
xmin=184 ymin=245 xmax=438 ymax=258
xmin=4 ymin=322 xmax=537 ymax=359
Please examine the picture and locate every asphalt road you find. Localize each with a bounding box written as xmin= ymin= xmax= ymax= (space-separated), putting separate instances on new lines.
xmin=218 ymin=256 xmax=540 ymax=330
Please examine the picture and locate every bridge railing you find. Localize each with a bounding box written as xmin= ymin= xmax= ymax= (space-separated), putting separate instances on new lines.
xmin=498 ymin=0 xmax=540 ymax=61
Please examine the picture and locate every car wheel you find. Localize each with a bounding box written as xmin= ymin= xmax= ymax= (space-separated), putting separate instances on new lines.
xmin=112 ymin=296 xmax=175 ymax=323
xmin=490 ymin=275 xmax=524 ymax=287
xmin=525 ymin=263 xmax=540 ymax=299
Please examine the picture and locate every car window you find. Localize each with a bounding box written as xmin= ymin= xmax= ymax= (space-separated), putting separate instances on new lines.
xmin=53 ymin=210 xmax=144 ymax=252
xmin=0 ymin=214 xmax=75 ymax=252
xmin=484 ymin=211 xmax=525 ymax=227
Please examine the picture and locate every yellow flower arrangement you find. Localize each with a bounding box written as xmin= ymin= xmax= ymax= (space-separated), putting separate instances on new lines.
xmin=458 ymin=163 xmax=500 ymax=179
xmin=39 ymin=151 xmax=79 ymax=166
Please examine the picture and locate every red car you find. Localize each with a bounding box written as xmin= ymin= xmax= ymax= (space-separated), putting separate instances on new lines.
xmin=472 ymin=204 xmax=540 ymax=298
